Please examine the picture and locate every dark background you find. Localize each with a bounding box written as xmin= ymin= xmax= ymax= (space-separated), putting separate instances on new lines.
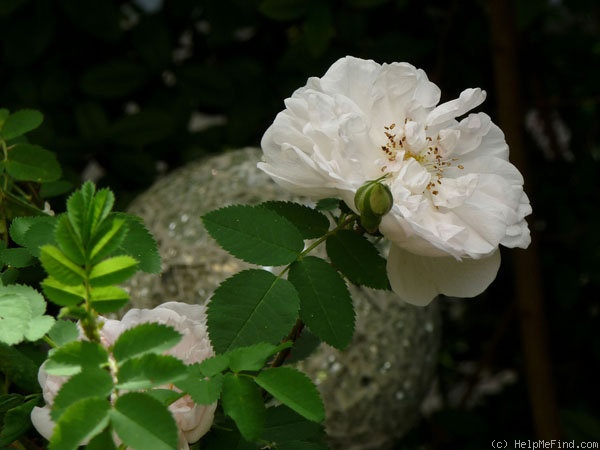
xmin=1 ymin=0 xmax=599 ymax=448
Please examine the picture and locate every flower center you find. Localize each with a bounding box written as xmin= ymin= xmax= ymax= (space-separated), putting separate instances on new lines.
xmin=379 ymin=121 xmax=464 ymax=196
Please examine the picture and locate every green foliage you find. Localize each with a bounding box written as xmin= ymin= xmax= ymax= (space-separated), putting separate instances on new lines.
xmin=111 ymin=322 xmax=182 ymax=363
xmin=88 ymin=255 xmax=138 ymax=287
xmin=202 ymin=205 xmax=304 ymax=266
xmin=50 ymin=368 xmax=114 ymax=421
xmin=111 ymin=392 xmax=179 ymax=450
xmin=176 ymin=368 xmax=223 ymax=405
xmin=50 ymin=397 xmax=111 ymax=450
xmin=5 ymin=144 xmax=61 ymax=182
xmin=86 ymin=428 xmax=117 ymax=450
xmin=44 ymin=341 xmax=109 ymax=376
xmin=262 ymin=405 xmax=324 ymax=443
xmin=0 ymin=109 xmax=43 ymax=141
xmin=0 ymin=284 xmax=54 ymax=345
xmin=260 ymin=202 xmax=330 ymax=239
xmin=227 ymin=341 xmax=292 ymax=372
xmin=0 ymin=246 xmax=34 ymax=268
xmin=221 ymin=372 xmax=266 ymax=442
xmin=207 ymin=269 xmax=300 ymax=353
xmin=326 ymin=230 xmax=390 ymax=289
xmin=36 ymin=182 xmax=159 ymax=315
xmin=0 ymin=397 xmax=37 ymax=447
xmin=288 ymin=256 xmax=355 ymax=350
xmin=0 ymin=343 xmax=39 ymax=392
xmin=197 ymin=353 xmax=230 ymax=377
xmin=113 ymin=214 xmax=161 ymax=274
xmin=88 ymin=285 xmax=130 ymax=313
xmin=9 ymin=215 xmax=57 ymax=257
xmin=116 ymin=353 xmax=187 ymax=390
xmin=255 ymin=367 xmax=325 ymax=423
xmin=47 ymin=320 xmax=79 ymax=346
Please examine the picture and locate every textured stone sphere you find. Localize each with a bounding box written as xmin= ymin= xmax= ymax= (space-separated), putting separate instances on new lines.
xmin=125 ymin=148 xmax=440 ymax=450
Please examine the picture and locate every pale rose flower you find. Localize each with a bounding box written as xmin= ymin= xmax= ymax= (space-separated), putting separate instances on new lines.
xmin=259 ymin=56 xmax=531 ymax=305
xmin=31 ymin=302 xmax=216 ymax=449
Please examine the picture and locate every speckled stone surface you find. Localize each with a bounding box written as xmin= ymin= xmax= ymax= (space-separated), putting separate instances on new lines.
xmin=125 ymin=148 xmax=440 ymax=450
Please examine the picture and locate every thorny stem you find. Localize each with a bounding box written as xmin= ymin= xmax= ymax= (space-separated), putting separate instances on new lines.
xmin=270 ymin=212 xmax=359 ymax=368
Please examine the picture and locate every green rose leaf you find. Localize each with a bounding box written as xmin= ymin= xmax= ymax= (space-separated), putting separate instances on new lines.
xmin=208 ymin=269 xmax=299 ymax=353
xmin=288 ymin=256 xmax=355 ymax=350
xmin=0 ymin=109 xmax=43 ymax=141
xmin=114 ymin=213 xmax=161 ymax=273
xmin=89 ymin=285 xmax=130 ymax=313
xmin=326 ymin=230 xmax=390 ymax=289
xmin=260 ymin=201 xmax=330 ymax=239
xmin=315 ymin=198 xmax=339 ymax=211
xmin=13 ymin=215 xmax=57 ymax=257
xmin=89 ymin=217 xmax=128 ymax=265
xmin=111 ymin=392 xmax=178 ymax=450
xmin=0 ymin=247 xmax=34 ymax=268
xmin=175 ymin=368 xmax=223 ymax=405
xmin=144 ymin=389 xmax=184 ymax=407
xmin=221 ymin=372 xmax=265 ymax=442
xmin=112 ymin=322 xmax=182 ymax=363
xmin=40 ymin=245 xmax=86 ymax=286
xmin=85 ymin=428 xmax=117 ymax=450
xmin=42 ymin=276 xmax=86 ymax=307
xmin=51 ymin=368 xmax=114 ymax=421
xmin=45 ymin=341 xmax=109 ymax=376
xmin=0 ymin=343 xmax=39 ymax=392
xmin=50 ymin=397 xmax=111 ymax=450
xmin=197 ymin=354 xmax=230 ymax=377
xmin=88 ymin=255 xmax=138 ymax=287
xmin=202 ymin=205 xmax=304 ymax=266
xmin=255 ymin=367 xmax=325 ymax=423
xmin=116 ymin=353 xmax=187 ymax=390
xmin=66 ymin=182 xmax=114 ymax=247
xmin=48 ymin=320 xmax=80 ymax=346
xmin=5 ymin=144 xmax=61 ymax=182
xmin=262 ymin=405 xmax=324 ymax=443
xmin=0 ymin=284 xmax=54 ymax=345
xmin=0 ymin=397 xmax=38 ymax=447
xmin=227 ymin=341 xmax=292 ymax=373
xmin=55 ymin=214 xmax=86 ymax=265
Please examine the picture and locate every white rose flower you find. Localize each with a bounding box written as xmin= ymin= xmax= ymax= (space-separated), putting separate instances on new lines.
xmin=31 ymin=302 xmax=216 ymax=449
xmin=259 ymin=56 xmax=531 ymax=305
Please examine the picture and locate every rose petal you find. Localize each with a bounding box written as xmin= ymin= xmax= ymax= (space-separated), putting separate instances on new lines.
xmin=426 ymin=88 xmax=486 ymax=125
xmin=31 ymin=406 xmax=55 ymax=440
xmin=387 ymin=245 xmax=501 ymax=305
